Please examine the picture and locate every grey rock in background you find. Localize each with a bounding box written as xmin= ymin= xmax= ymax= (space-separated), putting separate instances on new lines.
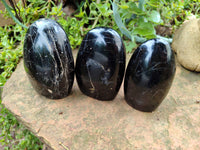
xmin=172 ymin=18 xmax=200 ymax=72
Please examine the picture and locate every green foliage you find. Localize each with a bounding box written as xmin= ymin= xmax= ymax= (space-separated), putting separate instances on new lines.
xmin=57 ymin=0 xmax=117 ymax=49
xmin=146 ymin=0 xmax=200 ymax=29
xmin=167 ymin=0 xmax=199 ymax=27
xmin=111 ymin=0 xmax=200 ymax=49
xmin=0 ymin=25 xmax=24 ymax=86
xmin=112 ymin=0 xmax=164 ymax=47
xmin=0 ymin=104 xmax=43 ymax=149
xmin=58 ymin=17 xmax=85 ymax=49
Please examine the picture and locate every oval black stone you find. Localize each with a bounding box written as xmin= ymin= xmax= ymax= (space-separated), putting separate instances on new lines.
xmin=23 ymin=18 xmax=74 ymax=99
xmin=75 ymin=27 xmax=126 ymax=100
xmin=124 ymin=39 xmax=176 ymax=112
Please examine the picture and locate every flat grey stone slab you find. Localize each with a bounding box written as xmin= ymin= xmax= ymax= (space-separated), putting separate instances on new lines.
xmin=2 ymin=51 xmax=200 ymax=150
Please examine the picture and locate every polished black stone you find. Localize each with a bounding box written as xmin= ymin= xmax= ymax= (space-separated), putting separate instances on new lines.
xmin=76 ymin=27 xmax=126 ymax=100
xmin=23 ymin=18 xmax=74 ymax=99
xmin=124 ymin=39 xmax=176 ymax=112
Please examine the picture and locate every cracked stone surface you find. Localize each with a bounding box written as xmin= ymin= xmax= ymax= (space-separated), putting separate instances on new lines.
xmin=2 ymin=50 xmax=200 ymax=150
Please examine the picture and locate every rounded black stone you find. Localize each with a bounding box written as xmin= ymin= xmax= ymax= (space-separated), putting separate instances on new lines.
xmin=75 ymin=27 xmax=126 ymax=100
xmin=124 ymin=39 xmax=176 ymax=112
xmin=23 ymin=18 xmax=74 ymax=99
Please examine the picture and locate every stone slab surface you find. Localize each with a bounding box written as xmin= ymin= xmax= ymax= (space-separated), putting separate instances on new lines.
xmin=2 ymin=51 xmax=200 ymax=150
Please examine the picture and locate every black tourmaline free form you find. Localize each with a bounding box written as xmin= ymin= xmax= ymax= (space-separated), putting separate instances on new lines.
xmin=76 ymin=27 xmax=126 ymax=100
xmin=124 ymin=39 xmax=176 ymax=112
xmin=23 ymin=18 xmax=74 ymax=99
